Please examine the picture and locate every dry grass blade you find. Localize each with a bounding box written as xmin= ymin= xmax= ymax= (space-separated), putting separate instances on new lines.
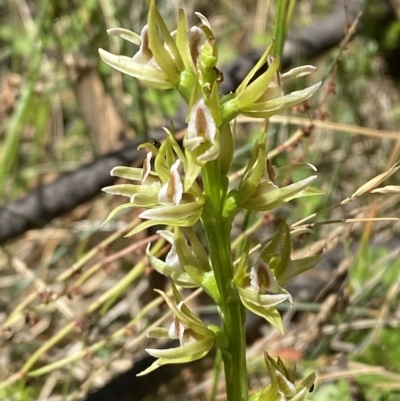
xmin=348 ymin=163 xmax=400 ymax=200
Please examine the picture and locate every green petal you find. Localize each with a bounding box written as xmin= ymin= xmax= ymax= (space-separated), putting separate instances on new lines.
xmin=98 ymin=49 xmax=177 ymax=89
xmin=242 ymin=175 xmax=317 ymax=211
xmin=138 ymin=338 xmax=213 ymax=376
xmin=176 ymin=10 xmax=196 ymax=71
xmin=156 ymin=288 xmax=210 ymax=334
xmin=249 ymin=385 xmax=285 ymax=401
xmin=147 ymin=327 xmax=169 ymax=339
xmin=272 ymin=223 xmax=291 ymax=281
xmin=145 ymin=337 xmax=213 ymax=361
xmin=102 ymin=184 xmax=137 ymax=197
xmin=237 ymin=134 xmax=267 ymax=204
xmin=276 ymin=163 xmax=317 ymax=177
xmin=140 ymin=201 xmax=203 ymax=221
xmin=148 ymin=0 xmax=181 ymax=80
xmin=278 ymin=254 xmax=323 ymax=286
xmin=107 ymin=28 xmax=141 ymax=45
xmin=237 ymin=56 xmax=280 ymax=109
xmin=147 ymin=248 xmax=198 ymax=287
xmin=236 ymin=39 xmax=275 ymax=96
xmin=241 ymin=82 xmax=321 ymax=118
xmin=136 ymin=360 xmax=162 ymax=376
xmin=184 ymin=152 xmax=202 ymax=190
xmin=131 ymin=192 xmax=162 ymax=207
xmin=151 ymin=1 xmax=184 ymax=71
xmin=260 ymin=223 xmax=286 ymax=260
xmin=102 ymin=203 xmax=137 ymax=226
xmin=238 ymin=287 xmax=290 ymax=308
xmin=280 ymin=65 xmax=316 ymax=82
xmin=239 ymin=294 xmax=284 ymax=333
xmin=110 ymin=166 xmax=144 ymax=181
xmin=233 ymin=240 xmax=251 ymax=284
xmin=184 ymin=228 xmax=211 ymax=272
xmin=125 ymin=216 xmax=193 ymax=236
xmin=154 ymin=137 xmax=175 ymax=182
xmin=289 ymin=387 xmax=308 ymax=401
xmin=102 ymin=184 xmax=159 ymax=198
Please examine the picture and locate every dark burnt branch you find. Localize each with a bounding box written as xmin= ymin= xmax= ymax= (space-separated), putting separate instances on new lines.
xmin=0 ymin=141 xmax=144 ymax=243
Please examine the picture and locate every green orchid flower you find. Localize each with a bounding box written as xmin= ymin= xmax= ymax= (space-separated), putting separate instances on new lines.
xmin=147 ymin=227 xmax=220 ymax=301
xmin=233 ymin=243 xmax=291 ymax=333
xmin=259 ymin=222 xmax=323 ymax=288
xmin=239 ymin=175 xmax=320 ymax=212
xmin=102 ymin=147 xmax=204 ymax=236
xmin=249 ymin=353 xmax=315 ymax=401
xmin=99 ymin=0 xmax=208 ymax=101
xmin=184 ymin=98 xmax=220 ymax=189
xmin=234 ymin=136 xmax=323 ymax=213
xmin=146 ymin=229 xmax=199 ymax=288
xmin=138 ymin=285 xmax=215 ymax=376
xmin=220 ymin=41 xmax=321 ymax=123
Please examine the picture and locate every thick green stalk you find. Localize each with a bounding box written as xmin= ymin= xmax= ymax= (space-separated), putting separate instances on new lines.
xmin=273 ymin=0 xmax=296 ymax=59
xmin=202 ymin=161 xmax=248 ymax=401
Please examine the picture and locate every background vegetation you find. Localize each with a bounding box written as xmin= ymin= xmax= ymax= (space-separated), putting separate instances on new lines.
xmin=0 ymin=0 xmax=400 ymax=400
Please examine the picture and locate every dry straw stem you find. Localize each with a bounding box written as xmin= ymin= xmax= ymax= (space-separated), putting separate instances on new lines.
xmin=232 ymin=115 xmax=400 ymax=185
xmin=26 ymin=286 xmax=204 ymax=378
xmin=291 ymin=163 xmax=400 ymax=230
xmin=233 ymin=115 xmax=400 ymax=232
xmin=0 ymin=236 xmax=167 ymax=389
xmin=238 ymin=115 xmax=400 ymax=141
xmin=347 ymin=163 xmax=400 ymax=201
xmin=4 ymin=226 xmax=160 ymax=328
xmin=315 ymin=361 xmax=400 ymax=385
xmin=248 ymin=316 xmax=400 ymax=361
xmin=0 ymin=218 xmax=205 ymax=388
xmin=69 ymin=233 xmax=160 ymax=290
xmin=27 ymin=291 xmax=167 ymax=377
xmin=9 ymin=257 xmax=74 ymax=321
xmin=246 ymin=313 xmax=400 ymax=388
xmin=57 ymin=217 xmax=143 ymax=282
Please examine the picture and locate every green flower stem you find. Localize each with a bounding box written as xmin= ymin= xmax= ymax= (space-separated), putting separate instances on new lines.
xmin=202 ymin=161 xmax=248 ymax=401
